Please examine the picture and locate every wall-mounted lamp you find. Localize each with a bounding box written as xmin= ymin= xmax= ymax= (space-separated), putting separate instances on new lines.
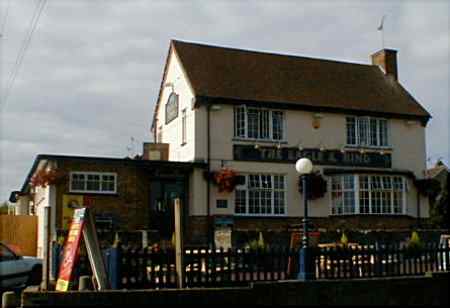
xmin=210 ymin=105 xmax=222 ymax=111
xmin=254 ymin=143 xmax=260 ymax=150
xmin=164 ymin=82 xmax=174 ymax=92
xmin=318 ymin=141 xmax=325 ymax=152
xmin=298 ymin=141 xmax=304 ymax=151
xmin=313 ymin=113 xmax=324 ymax=119
xmin=359 ymin=148 xmax=365 ymax=154
xmin=276 ymin=143 xmax=282 ymax=150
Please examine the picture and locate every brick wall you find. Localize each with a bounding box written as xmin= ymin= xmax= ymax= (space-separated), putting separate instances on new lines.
xmin=54 ymin=160 xmax=151 ymax=232
xmin=21 ymin=273 xmax=449 ymax=306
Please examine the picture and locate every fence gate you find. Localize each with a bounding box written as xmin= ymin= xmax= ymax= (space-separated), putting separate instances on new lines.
xmin=0 ymin=215 xmax=38 ymax=256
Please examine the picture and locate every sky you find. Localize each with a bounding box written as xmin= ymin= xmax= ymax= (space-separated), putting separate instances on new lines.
xmin=0 ymin=0 xmax=448 ymax=202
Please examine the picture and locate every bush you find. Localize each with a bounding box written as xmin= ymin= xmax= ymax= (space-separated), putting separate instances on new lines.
xmin=245 ymin=232 xmax=269 ymax=251
xmin=340 ymin=232 xmax=349 ymax=247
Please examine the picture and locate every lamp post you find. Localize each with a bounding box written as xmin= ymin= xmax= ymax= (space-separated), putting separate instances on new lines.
xmin=295 ymin=158 xmax=315 ymax=281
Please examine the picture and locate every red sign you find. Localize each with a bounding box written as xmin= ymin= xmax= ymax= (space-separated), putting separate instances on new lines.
xmin=55 ymin=208 xmax=87 ymax=291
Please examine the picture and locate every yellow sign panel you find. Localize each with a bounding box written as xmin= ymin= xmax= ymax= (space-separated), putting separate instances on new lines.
xmin=55 ymin=279 xmax=70 ymax=291
xmin=62 ymin=195 xmax=83 ymax=230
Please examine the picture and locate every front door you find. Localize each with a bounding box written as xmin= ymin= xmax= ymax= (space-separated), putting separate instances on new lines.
xmin=150 ymin=180 xmax=185 ymax=240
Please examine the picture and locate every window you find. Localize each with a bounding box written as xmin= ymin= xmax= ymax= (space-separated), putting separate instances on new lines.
xmin=181 ymin=109 xmax=187 ymax=145
xmin=70 ymin=172 xmax=117 ymax=194
xmin=331 ymin=174 xmax=406 ymax=215
xmin=235 ymin=174 xmax=286 ymax=216
xmin=157 ymin=126 xmax=163 ymax=143
xmin=0 ymin=244 xmax=17 ymax=262
xmin=216 ymin=200 xmax=228 ymax=209
xmin=234 ymin=106 xmax=284 ymax=141
xmin=331 ymin=175 xmax=355 ymax=215
xmin=346 ymin=116 xmax=389 ymax=147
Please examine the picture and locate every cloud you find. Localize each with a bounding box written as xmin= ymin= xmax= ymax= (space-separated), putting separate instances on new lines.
xmin=0 ymin=0 xmax=448 ymax=200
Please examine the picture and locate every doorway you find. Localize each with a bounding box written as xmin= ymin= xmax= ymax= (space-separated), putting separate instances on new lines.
xmin=149 ymin=179 xmax=186 ymax=240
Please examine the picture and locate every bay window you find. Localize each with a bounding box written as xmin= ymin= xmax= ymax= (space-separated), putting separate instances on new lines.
xmin=346 ymin=116 xmax=389 ymax=147
xmin=234 ymin=106 xmax=284 ymax=141
xmin=235 ymin=174 xmax=286 ymax=216
xmin=331 ymin=174 xmax=406 ymax=215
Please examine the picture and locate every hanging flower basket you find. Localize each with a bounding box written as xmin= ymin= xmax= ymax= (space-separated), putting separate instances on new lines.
xmin=298 ymin=172 xmax=327 ymax=200
xmin=30 ymin=168 xmax=67 ymax=188
xmin=212 ymin=167 xmax=238 ymax=193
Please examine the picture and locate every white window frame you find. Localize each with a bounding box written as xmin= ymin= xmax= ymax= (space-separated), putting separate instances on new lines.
xmin=346 ymin=116 xmax=390 ymax=148
xmin=69 ymin=172 xmax=117 ymax=194
xmin=234 ymin=173 xmax=287 ymax=217
xmin=234 ymin=106 xmax=286 ymax=142
xmin=329 ymin=174 xmax=407 ymax=216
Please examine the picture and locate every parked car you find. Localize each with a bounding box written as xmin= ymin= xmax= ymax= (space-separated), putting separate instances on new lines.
xmin=0 ymin=242 xmax=42 ymax=289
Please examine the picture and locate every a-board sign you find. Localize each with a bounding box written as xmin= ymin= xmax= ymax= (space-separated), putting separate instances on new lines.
xmin=56 ymin=207 xmax=110 ymax=291
xmin=55 ymin=208 xmax=86 ymax=291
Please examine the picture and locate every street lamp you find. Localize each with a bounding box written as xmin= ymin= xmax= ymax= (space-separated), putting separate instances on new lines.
xmin=295 ymin=158 xmax=315 ymax=281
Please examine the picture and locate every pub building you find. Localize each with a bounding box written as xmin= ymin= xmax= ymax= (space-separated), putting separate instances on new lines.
xmin=10 ymin=40 xmax=433 ymax=253
xmin=151 ymin=40 xmax=432 ymax=247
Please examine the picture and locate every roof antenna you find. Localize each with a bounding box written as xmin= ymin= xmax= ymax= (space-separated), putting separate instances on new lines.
xmin=127 ymin=136 xmax=136 ymax=158
xmin=377 ymin=15 xmax=386 ymax=49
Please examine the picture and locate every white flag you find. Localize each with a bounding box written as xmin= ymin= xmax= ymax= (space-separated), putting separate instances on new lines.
xmin=378 ymin=15 xmax=386 ymax=31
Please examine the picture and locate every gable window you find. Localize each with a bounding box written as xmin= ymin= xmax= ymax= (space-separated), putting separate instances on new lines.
xmin=70 ymin=172 xmax=117 ymax=194
xmin=346 ymin=116 xmax=388 ymax=147
xmin=331 ymin=174 xmax=406 ymax=215
xmin=235 ymin=174 xmax=286 ymax=216
xmin=234 ymin=106 xmax=284 ymax=141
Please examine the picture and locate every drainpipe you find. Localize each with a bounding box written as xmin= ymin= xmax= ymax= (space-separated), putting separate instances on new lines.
xmin=207 ymin=104 xmax=212 ymax=247
xmin=417 ymin=185 xmax=421 ymax=229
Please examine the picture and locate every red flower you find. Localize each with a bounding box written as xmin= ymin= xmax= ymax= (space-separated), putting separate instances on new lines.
xmin=213 ymin=168 xmax=238 ymax=193
xmin=30 ymin=168 xmax=66 ymax=188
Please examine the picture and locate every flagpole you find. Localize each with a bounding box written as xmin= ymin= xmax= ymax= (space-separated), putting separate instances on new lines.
xmin=378 ymin=15 xmax=386 ymax=49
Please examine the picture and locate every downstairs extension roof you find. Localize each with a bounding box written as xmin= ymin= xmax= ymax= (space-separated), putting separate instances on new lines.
xmin=14 ymin=154 xmax=207 ymax=196
xmin=152 ymin=40 xmax=431 ymax=129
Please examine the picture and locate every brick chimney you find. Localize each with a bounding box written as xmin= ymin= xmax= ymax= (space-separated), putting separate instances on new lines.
xmin=142 ymin=142 xmax=169 ymax=161
xmin=371 ymin=49 xmax=398 ymax=80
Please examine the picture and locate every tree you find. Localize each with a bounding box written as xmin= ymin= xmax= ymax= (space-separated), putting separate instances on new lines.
xmin=0 ymin=201 xmax=11 ymax=215
xmin=429 ymin=186 xmax=448 ymax=229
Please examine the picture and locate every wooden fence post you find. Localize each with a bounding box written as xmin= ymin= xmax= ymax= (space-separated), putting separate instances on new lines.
xmin=174 ymin=198 xmax=185 ymax=288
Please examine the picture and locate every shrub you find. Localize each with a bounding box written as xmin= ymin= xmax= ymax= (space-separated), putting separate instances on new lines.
xmin=405 ymin=231 xmax=424 ymax=258
xmin=340 ymin=232 xmax=349 ymax=247
xmin=245 ymin=232 xmax=269 ymax=251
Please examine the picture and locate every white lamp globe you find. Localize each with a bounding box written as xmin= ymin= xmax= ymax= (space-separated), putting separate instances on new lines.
xmin=295 ymin=158 xmax=313 ymax=175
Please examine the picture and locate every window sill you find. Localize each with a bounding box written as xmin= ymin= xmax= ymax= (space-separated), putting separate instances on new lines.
xmin=232 ymin=138 xmax=288 ymax=144
xmin=329 ymin=213 xmax=406 ymax=217
xmin=344 ymin=145 xmax=393 ymax=151
xmin=234 ymin=214 xmax=288 ymax=218
xmin=68 ymin=191 xmax=118 ymax=196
